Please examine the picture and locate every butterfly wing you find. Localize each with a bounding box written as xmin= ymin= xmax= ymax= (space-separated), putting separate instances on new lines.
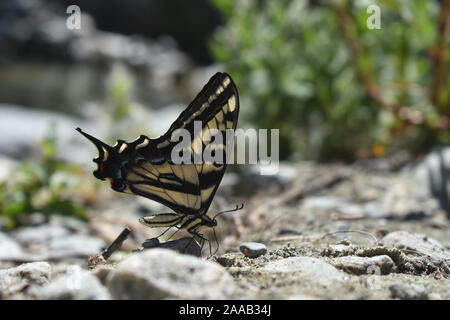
xmin=77 ymin=72 xmax=239 ymax=216
xmin=161 ymin=72 xmax=240 ymax=215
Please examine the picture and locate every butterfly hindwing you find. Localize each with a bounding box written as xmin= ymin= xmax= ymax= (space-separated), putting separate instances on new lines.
xmin=77 ymin=72 xmax=239 ymax=217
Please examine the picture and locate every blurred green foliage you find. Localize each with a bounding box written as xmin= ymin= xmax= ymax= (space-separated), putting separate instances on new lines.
xmin=0 ymin=126 xmax=88 ymax=230
xmin=104 ymin=63 xmax=155 ymax=141
xmin=211 ymin=0 xmax=450 ymax=161
xmin=107 ymin=64 xmax=134 ymax=124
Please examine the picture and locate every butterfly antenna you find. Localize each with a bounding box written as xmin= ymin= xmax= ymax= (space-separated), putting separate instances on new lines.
xmin=213 ymin=203 xmax=244 ymax=220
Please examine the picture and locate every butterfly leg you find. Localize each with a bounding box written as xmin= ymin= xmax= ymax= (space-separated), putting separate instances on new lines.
xmin=186 ymin=230 xmax=213 ymax=257
xmin=139 ymin=213 xmax=184 ymax=240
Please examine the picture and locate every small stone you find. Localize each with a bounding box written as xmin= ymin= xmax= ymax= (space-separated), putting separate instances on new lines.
xmin=389 ymin=283 xmax=429 ymax=300
xmin=106 ymin=249 xmax=236 ymax=299
xmin=239 ymin=242 xmax=267 ymax=258
xmin=332 ymin=255 xmax=394 ymax=275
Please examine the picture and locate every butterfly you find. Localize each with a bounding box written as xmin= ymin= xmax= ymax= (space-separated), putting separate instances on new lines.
xmin=77 ymin=72 xmax=241 ymax=248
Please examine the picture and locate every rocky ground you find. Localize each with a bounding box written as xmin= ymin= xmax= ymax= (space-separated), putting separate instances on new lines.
xmin=1 ymin=150 xmax=450 ymax=300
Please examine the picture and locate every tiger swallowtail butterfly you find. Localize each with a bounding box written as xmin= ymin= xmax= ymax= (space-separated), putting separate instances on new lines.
xmin=77 ymin=72 xmax=240 ymax=244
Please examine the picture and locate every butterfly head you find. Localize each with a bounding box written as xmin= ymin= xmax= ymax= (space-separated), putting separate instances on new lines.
xmin=201 ymin=215 xmax=218 ymax=228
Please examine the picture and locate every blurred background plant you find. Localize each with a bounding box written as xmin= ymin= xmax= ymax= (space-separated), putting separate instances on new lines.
xmin=210 ymin=0 xmax=450 ymax=161
xmin=0 ymin=126 xmax=89 ymax=229
xmin=103 ymin=63 xmax=157 ymax=141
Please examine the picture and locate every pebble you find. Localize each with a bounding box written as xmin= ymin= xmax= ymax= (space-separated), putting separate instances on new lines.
xmin=239 ymin=242 xmax=267 ymax=258
xmin=331 ymin=255 xmax=394 ymax=275
xmin=389 ymin=283 xmax=429 ymax=300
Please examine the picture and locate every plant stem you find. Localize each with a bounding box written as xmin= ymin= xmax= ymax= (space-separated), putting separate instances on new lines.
xmin=330 ymin=1 xmax=450 ymax=131
xmin=430 ymin=0 xmax=450 ymax=113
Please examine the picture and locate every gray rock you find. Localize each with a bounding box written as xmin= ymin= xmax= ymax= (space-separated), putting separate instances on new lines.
xmin=389 ymin=283 xmax=429 ymax=300
xmin=331 ymin=255 xmax=394 ymax=275
xmin=302 ymin=196 xmax=348 ymax=211
xmin=0 ymin=262 xmax=52 ymax=297
xmin=2 ymin=226 xmax=105 ymax=262
xmin=382 ymin=231 xmax=450 ymax=261
xmin=12 ymin=223 xmax=71 ymax=246
xmin=302 ymin=196 xmax=364 ymax=218
xmin=239 ymin=242 xmax=267 ymax=258
xmin=47 ymin=234 xmax=106 ymax=259
xmin=34 ymin=266 xmax=110 ymax=300
xmin=106 ymin=249 xmax=236 ymax=299
xmin=13 ymin=223 xmax=105 ymax=258
xmin=262 ymin=257 xmax=348 ymax=287
xmin=413 ymin=147 xmax=450 ymax=215
xmin=0 ymin=104 xmax=94 ymax=161
xmin=379 ymin=177 xmax=439 ymax=219
xmin=0 ymin=232 xmax=25 ymax=261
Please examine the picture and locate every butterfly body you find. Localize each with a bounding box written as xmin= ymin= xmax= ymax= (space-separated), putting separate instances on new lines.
xmin=78 ymin=72 xmax=239 ymax=239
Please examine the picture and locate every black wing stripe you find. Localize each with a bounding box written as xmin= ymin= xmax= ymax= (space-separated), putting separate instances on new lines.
xmin=129 ymin=184 xmax=198 ymax=215
xmin=126 ymin=166 xmax=199 ymax=195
